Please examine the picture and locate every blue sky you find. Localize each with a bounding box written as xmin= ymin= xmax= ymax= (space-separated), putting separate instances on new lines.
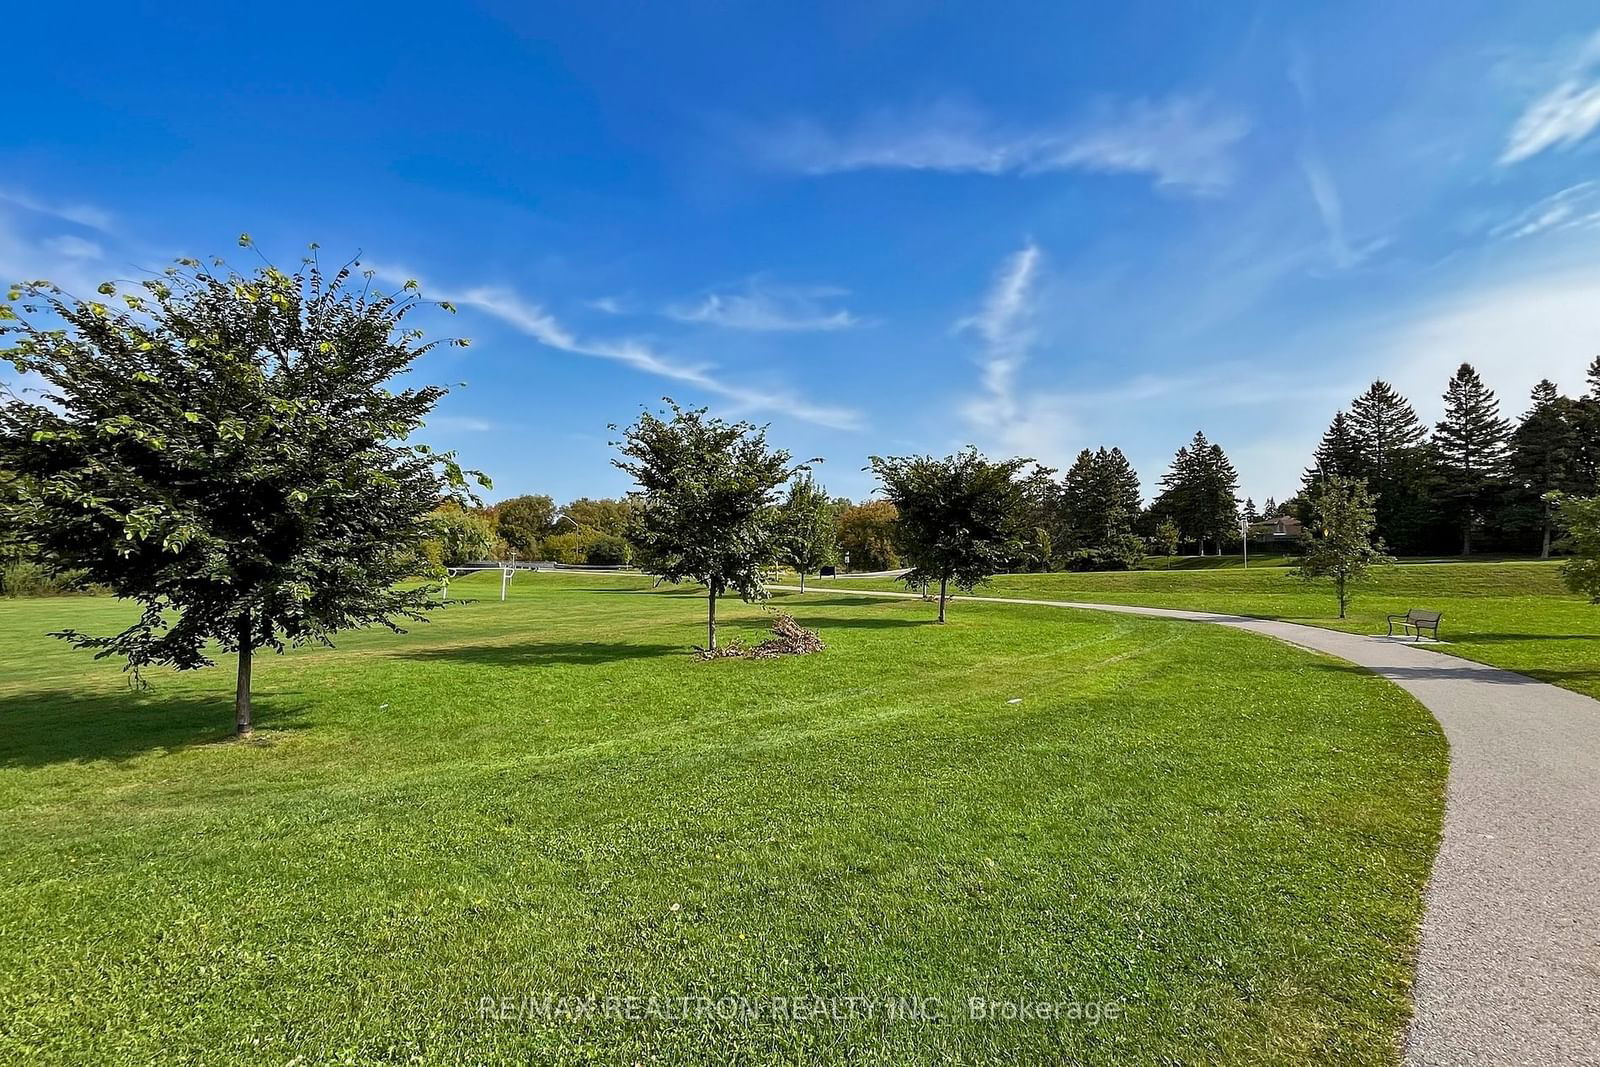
xmin=7 ymin=3 xmax=1600 ymax=506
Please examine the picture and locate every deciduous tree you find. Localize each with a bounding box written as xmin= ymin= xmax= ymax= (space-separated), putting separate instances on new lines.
xmin=1555 ymin=493 xmax=1600 ymax=602
xmin=778 ymin=473 xmax=837 ymax=591
xmin=1294 ymin=475 xmax=1392 ymax=618
xmin=0 ymin=246 xmax=484 ymax=735
xmin=835 ymin=500 xmax=900 ymax=571
xmin=494 ymin=494 xmax=555 ymax=557
xmin=1153 ymin=515 xmax=1181 ymax=567
xmin=613 ymin=400 xmax=804 ymax=650
xmin=868 ymin=448 xmax=1030 ymax=622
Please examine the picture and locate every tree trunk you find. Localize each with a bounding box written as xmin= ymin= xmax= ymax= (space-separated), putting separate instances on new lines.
xmin=1541 ymin=507 xmax=1552 ymax=560
xmin=234 ymin=611 xmax=253 ymax=737
xmin=707 ymin=585 xmax=718 ymax=650
xmin=938 ymin=575 xmax=948 ymax=623
xmin=799 ymin=570 xmax=806 ymax=592
xmin=1461 ymin=526 xmax=1471 ymax=557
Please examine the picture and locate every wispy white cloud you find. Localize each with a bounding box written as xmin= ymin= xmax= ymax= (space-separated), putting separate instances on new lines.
xmin=1374 ymin=265 xmax=1600 ymax=413
xmin=424 ymin=415 xmax=496 ymax=432
xmin=1490 ymin=180 xmax=1600 ymax=239
xmin=373 ymin=267 xmax=863 ymax=430
xmin=956 ymin=242 xmax=1079 ymax=462
xmin=666 ymin=280 xmax=863 ymax=332
xmin=0 ymin=188 xmax=114 ymax=231
xmin=0 ymin=208 xmax=114 ymax=297
xmin=753 ymin=95 xmax=1249 ymax=194
xmin=585 ymin=295 xmax=627 ymax=315
xmin=1501 ymin=31 xmax=1600 ymax=165
xmin=41 ymin=234 xmax=104 ymax=260
xmin=1297 ymin=151 xmax=1355 ymax=269
xmin=1287 ymin=46 xmax=1358 ymax=270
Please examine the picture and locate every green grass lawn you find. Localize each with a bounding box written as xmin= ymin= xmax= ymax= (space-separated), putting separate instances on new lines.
xmin=823 ymin=561 xmax=1600 ymax=699
xmin=1 ymin=572 xmax=1445 ymax=1065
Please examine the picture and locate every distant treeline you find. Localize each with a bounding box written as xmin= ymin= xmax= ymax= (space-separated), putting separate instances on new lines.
xmin=413 ymin=357 xmax=1600 ymax=577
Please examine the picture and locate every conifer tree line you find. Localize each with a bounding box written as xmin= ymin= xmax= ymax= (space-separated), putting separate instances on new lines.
xmin=1299 ymin=359 xmax=1600 ymax=557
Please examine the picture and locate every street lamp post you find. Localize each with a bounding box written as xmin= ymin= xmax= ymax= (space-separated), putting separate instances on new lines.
xmin=1240 ymin=516 xmax=1249 ymax=569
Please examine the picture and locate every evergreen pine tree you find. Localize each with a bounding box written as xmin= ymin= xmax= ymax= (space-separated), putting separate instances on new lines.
xmin=1348 ymin=380 xmax=1433 ymax=552
xmin=1302 ymin=411 xmax=1365 ymax=497
xmin=1154 ymin=432 xmax=1239 ymax=554
xmin=1433 ymin=363 xmax=1511 ymax=555
xmin=1094 ymin=447 xmax=1143 ymax=539
xmin=1262 ymin=496 xmax=1278 ymax=519
xmin=1511 ymin=380 xmax=1582 ymax=558
xmin=1576 ymin=356 xmax=1600 ymax=494
xmin=1060 ymin=448 xmax=1141 ymax=554
xmin=1349 ymin=380 xmax=1426 ymax=483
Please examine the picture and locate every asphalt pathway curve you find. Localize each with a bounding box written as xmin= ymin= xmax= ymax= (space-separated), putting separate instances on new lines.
xmin=770 ymin=584 xmax=1600 ymax=1066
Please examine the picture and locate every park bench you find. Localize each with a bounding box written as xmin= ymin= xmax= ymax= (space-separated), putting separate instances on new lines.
xmin=1387 ymin=608 xmax=1443 ymax=641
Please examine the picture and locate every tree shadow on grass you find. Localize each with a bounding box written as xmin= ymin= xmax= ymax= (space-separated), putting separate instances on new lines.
xmin=578 ymin=585 xmax=704 ymax=598
xmin=769 ymin=595 xmax=927 ymax=609
xmin=1303 ymin=659 xmax=1600 ymax=692
xmin=398 ymin=639 xmax=685 ymax=667
xmin=781 ymin=615 xmax=931 ymax=631
xmin=0 ymin=689 xmax=310 ymax=769
xmin=1449 ymin=633 xmax=1600 ymax=644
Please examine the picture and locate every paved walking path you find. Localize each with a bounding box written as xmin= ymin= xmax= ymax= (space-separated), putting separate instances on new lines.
xmin=772 ymin=585 xmax=1600 ymax=1066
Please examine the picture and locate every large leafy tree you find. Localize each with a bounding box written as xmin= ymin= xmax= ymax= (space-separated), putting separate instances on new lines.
xmin=1511 ymin=380 xmax=1583 ymax=558
xmin=867 ymin=447 xmax=1030 ymax=622
xmin=613 ymin=400 xmax=804 ymax=650
xmin=778 ymin=472 xmax=837 ymax=591
xmin=1294 ymin=475 xmax=1392 ymax=618
xmin=835 ymin=500 xmax=900 ymax=571
xmin=1433 ymin=363 xmax=1511 ymax=555
xmin=0 ymin=246 xmax=483 ymax=735
xmin=426 ymin=505 xmax=497 ymax=567
xmin=560 ymin=496 xmax=638 ymax=536
xmin=494 ymin=493 xmax=555 ymax=558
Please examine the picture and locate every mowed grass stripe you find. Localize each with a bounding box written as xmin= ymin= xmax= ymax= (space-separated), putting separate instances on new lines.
xmin=1 ymin=573 xmax=1444 ymax=1065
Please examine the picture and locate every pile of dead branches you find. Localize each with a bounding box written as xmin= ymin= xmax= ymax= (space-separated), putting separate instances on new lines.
xmin=696 ymin=612 xmax=825 ymax=660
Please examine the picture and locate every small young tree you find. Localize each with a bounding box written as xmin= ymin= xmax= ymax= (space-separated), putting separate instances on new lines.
xmin=779 ymin=473 xmax=837 ymax=591
xmin=1554 ymin=494 xmax=1600 ymax=602
xmin=1153 ymin=515 xmax=1181 ymax=567
xmin=0 ymin=246 xmax=484 ymax=735
xmin=613 ymin=400 xmax=805 ymax=650
xmin=867 ymin=447 xmax=1029 ymax=622
xmin=1294 ymin=475 xmax=1392 ymax=618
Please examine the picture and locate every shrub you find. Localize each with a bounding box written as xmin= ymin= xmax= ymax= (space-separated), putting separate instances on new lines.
xmin=544 ymin=528 xmax=632 ymax=566
xmin=1063 ymin=537 xmax=1144 ymax=572
xmin=1 ymin=560 xmax=95 ymax=596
